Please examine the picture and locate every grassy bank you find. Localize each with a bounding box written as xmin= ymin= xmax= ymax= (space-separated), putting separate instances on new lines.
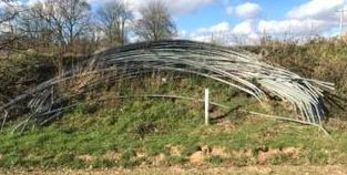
xmin=1 ymin=39 xmax=347 ymax=170
xmin=0 ymin=78 xmax=347 ymax=169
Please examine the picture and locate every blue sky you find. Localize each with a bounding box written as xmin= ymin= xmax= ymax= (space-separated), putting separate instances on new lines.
xmin=167 ymin=0 xmax=345 ymax=44
xmin=176 ymin=0 xmax=308 ymax=31
xmin=14 ymin=0 xmax=347 ymax=44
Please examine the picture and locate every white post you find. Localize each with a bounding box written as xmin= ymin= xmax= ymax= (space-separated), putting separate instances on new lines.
xmin=340 ymin=10 xmax=344 ymax=37
xmin=205 ymin=88 xmax=209 ymax=126
xmin=339 ymin=1 xmax=346 ymax=37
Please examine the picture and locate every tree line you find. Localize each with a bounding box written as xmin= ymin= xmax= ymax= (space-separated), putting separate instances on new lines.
xmin=0 ymin=0 xmax=177 ymax=54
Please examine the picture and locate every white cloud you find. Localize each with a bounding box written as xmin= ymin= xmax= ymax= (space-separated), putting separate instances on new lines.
xmin=234 ymin=2 xmax=261 ymax=19
xmin=226 ymin=5 xmax=233 ymax=16
xmin=185 ymin=22 xmax=233 ymax=43
xmin=165 ymin=0 xmax=216 ymax=15
xmin=274 ymin=0 xmax=347 ymax=37
xmin=233 ymin=20 xmax=255 ymax=35
xmin=204 ymin=21 xmax=231 ymax=32
xmin=0 ymin=0 xmax=23 ymax=8
xmin=257 ymin=19 xmax=331 ymax=35
xmin=0 ymin=2 xmax=5 ymax=9
xmin=186 ymin=17 xmax=335 ymax=45
xmin=183 ymin=21 xmax=260 ymax=45
xmin=86 ymin=0 xmax=216 ymax=16
xmin=188 ymin=34 xmax=211 ymax=43
xmin=25 ymin=0 xmax=216 ymax=17
xmin=232 ymin=20 xmax=259 ymax=45
xmin=287 ymin=0 xmax=343 ymax=19
xmin=26 ymin=0 xmax=45 ymax=6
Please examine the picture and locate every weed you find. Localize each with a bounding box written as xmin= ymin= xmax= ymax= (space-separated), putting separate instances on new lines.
xmin=165 ymin=156 xmax=187 ymax=165
xmin=206 ymin=155 xmax=224 ymax=165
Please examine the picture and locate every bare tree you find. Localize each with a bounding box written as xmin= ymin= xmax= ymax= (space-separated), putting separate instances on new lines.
xmin=0 ymin=0 xmax=19 ymax=50
xmin=25 ymin=0 xmax=91 ymax=47
xmin=58 ymin=0 xmax=91 ymax=46
xmin=0 ymin=1 xmax=18 ymax=24
xmin=97 ymin=0 xmax=133 ymax=46
xmin=134 ymin=0 xmax=176 ymax=41
xmin=13 ymin=3 xmax=51 ymax=50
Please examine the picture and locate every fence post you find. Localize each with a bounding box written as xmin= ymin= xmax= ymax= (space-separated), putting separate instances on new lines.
xmin=205 ymin=88 xmax=209 ymax=126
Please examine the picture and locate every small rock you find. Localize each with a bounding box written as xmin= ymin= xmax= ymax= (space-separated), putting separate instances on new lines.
xmin=189 ymin=151 xmax=205 ymax=165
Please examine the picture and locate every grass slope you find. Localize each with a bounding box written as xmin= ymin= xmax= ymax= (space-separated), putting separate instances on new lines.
xmin=0 ymin=76 xmax=347 ymax=169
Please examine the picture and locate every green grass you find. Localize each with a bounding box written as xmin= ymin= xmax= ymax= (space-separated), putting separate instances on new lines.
xmin=165 ymin=156 xmax=187 ymax=165
xmin=0 ymin=77 xmax=347 ymax=169
xmin=1 ymin=98 xmax=347 ymax=169
xmin=206 ymin=156 xmax=224 ymax=165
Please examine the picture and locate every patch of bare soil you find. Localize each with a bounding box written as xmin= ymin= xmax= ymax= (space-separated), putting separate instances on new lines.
xmin=152 ymin=153 xmax=166 ymax=166
xmin=167 ymin=145 xmax=182 ymax=157
xmin=78 ymin=155 xmax=95 ymax=163
xmin=257 ymin=147 xmax=300 ymax=164
xmin=189 ymin=151 xmax=205 ymax=165
xmin=74 ymin=145 xmax=302 ymax=168
xmin=189 ymin=145 xmax=224 ymax=165
xmin=78 ymin=150 xmax=121 ymax=164
xmin=102 ymin=150 xmax=121 ymax=161
xmin=2 ymin=166 xmax=347 ymax=175
xmin=210 ymin=147 xmax=228 ymax=158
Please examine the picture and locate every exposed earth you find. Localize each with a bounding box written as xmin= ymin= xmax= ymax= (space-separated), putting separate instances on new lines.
xmin=1 ymin=166 xmax=347 ymax=175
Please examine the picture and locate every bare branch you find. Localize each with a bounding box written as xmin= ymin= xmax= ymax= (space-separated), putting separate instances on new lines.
xmin=134 ymin=0 xmax=176 ymax=41
xmin=97 ymin=0 xmax=133 ymax=46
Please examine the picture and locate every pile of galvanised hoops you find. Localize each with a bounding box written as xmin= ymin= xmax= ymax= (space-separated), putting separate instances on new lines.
xmin=0 ymin=40 xmax=334 ymax=130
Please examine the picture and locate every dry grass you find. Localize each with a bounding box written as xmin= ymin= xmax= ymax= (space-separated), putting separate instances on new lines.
xmin=1 ymin=166 xmax=347 ymax=175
